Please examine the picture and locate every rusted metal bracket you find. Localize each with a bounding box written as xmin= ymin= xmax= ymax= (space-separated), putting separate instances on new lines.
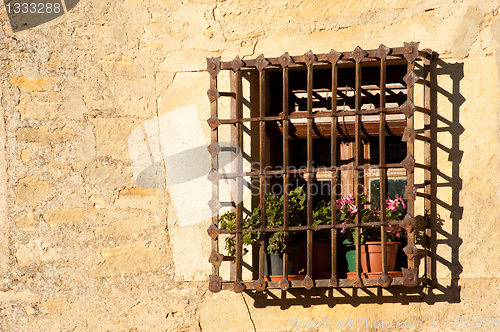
xmin=209 ymin=275 xmax=222 ymax=293
xmin=401 ymin=154 xmax=415 ymax=173
xmin=403 ymin=185 xmax=417 ymax=201
xmin=207 ymin=169 xmax=222 ymax=184
xmin=231 ymin=55 xmax=244 ymax=72
xmin=375 ymin=44 xmax=391 ymax=60
xmin=280 ymin=278 xmax=290 ymax=291
xmin=207 ymin=142 xmax=222 ymax=157
xmin=234 ymin=280 xmax=246 ymax=293
xmin=401 ymin=99 xmax=417 ymax=118
xmin=327 ymin=49 xmax=342 ymax=65
xmin=209 ymin=250 xmax=224 ymax=267
xmin=255 ymin=54 xmax=269 ymax=72
xmin=401 ymin=214 xmax=417 ymax=233
xmin=207 ymin=223 xmax=221 ymax=240
xmin=403 ymin=71 xmax=419 ymax=88
xmin=207 ymin=57 xmax=221 ymax=78
xmin=351 ymin=46 xmax=367 ymax=63
xmin=208 ymin=198 xmax=222 ymax=213
xmin=303 ymin=275 xmax=314 ymax=290
xmin=279 ymin=52 xmax=293 ymax=68
xmin=402 ymin=268 xmax=418 ymax=287
xmin=330 ymin=277 xmax=339 ymax=287
xmin=402 ymin=127 xmax=417 ymax=143
xmin=378 ymin=273 xmax=393 ymax=287
xmin=353 ymin=277 xmax=364 ymax=288
xmin=206 ymin=116 xmax=221 ymax=130
xmin=403 ymin=242 xmax=418 ymax=260
xmin=254 ymin=277 xmax=266 ymax=292
xmin=304 ymin=50 xmax=316 ymax=66
xmin=403 ymin=41 xmax=420 ymax=64
xmin=207 ymin=87 xmax=221 ymax=103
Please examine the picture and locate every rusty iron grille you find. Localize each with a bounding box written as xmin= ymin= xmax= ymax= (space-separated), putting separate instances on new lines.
xmin=206 ymin=43 xmax=433 ymax=292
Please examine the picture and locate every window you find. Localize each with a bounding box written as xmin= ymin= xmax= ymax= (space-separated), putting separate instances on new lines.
xmin=206 ymin=43 xmax=433 ymax=292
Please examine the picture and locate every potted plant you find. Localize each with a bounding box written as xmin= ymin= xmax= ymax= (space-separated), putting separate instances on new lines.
xmin=299 ymin=199 xmax=333 ymax=278
xmin=218 ymin=187 xmax=306 ymax=280
xmin=338 ymin=194 xmax=406 ymax=275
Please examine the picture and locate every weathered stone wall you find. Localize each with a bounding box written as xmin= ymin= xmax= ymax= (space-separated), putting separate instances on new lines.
xmin=0 ymin=0 xmax=500 ymax=331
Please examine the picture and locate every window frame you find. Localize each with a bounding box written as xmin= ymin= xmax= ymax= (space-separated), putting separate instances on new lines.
xmin=206 ymin=43 xmax=433 ymax=293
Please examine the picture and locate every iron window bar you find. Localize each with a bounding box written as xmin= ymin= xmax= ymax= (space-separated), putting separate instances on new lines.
xmin=207 ymin=43 xmax=433 ymax=292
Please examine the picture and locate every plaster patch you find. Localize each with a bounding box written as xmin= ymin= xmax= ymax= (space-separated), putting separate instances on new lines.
xmin=451 ymin=6 xmax=483 ymax=60
xmin=63 ymin=91 xmax=88 ymax=120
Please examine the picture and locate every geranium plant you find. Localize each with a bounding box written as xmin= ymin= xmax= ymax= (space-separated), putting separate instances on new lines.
xmin=219 ymin=186 xmax=334 ymax=256
xmin=219 ymin=186 xmax=306 ymax=256
xmin=336 ymin=194 xmax=406 ymax=243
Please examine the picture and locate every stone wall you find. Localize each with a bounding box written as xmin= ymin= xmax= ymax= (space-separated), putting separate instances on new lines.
xmin=0 ymin=0 xmax=500 ymax=331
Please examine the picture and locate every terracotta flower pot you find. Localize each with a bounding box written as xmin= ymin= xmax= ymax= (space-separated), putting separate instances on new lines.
xmin=300 ymin=242 xmax=332 ymax=279
xmin=360 ymin=241 xmax=400 ymax=273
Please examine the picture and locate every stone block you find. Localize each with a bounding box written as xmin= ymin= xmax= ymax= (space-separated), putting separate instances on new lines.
xmin=113 ymin=187 xmax=162 ymax=209
xmin=85 ymin=166 xmax=126 ymax=191
xmin=91 ymin=242 xmax=168 ymax=276
xmin=43 ymin=208 xmax=98 ymax=227
xmin=100 ymin=54 xmax=144 ymax=78
xmin=0 ymin=291 xmax=40 ymax=302
xmin=119 ymin=97 xmax=157 ymax=119
xmin=16 ymin=127 xmax=75 ymax=144
xmin=20 ymin=149 xmax=30 ymax=162
xmin=95 ymin=208 xmax=160 ymax=239
xmin=15 ymin=241 xmax=61 ymax=266
xmin=199 ymin=291 xmax=256 ymax=332
xmin=40 ymin=297 xmax=73 ymax=315
xmin=15 ymin=177 xmax=53 ymax=206
xmin=92 ymin=118 xmax=139 ymax=161
xmin=45 ymin=55 xmax=64 ymax=71
xmin=17 ymin=92 xmax=62 ymax=119
xmin=15 ymin=211 xmax=41 ymax=230
xmin=9 ymin=76 xmax=59 ymax=92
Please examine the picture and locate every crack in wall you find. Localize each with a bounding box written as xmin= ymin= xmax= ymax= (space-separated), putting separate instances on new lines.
xmin=242 ymin=293 xmax=257 ymax=332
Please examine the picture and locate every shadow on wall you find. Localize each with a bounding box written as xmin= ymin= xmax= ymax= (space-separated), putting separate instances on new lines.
xmin=243 ymin=54 xmax=465 ymax=308
xmin=4 ymin=0 xmax=80 ymax=33
xmin=128 ymin=104 xmax=247 ymax=228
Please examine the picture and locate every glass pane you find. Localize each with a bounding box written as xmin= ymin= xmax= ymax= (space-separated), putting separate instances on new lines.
xmin=369 ymin=177 xmax=407 ymax=208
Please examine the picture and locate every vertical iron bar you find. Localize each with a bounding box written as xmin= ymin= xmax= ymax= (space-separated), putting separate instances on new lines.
xmin=282 ymin=67 xmax=290 ymax=280
xmin=354 ymin=59 xmax=363 ymax=284
xmin=331 ymin=62 xmax=339 ymax=283
xmin=210 ymin=76 xmax=220 ymax=277
xmin=258 ymin=70 xmax=267 ymax=280
xmin=379 ymin=58 xmax=388 ymax=276
xmin=423 ymin=53 xmax=433 ymax=285
xmin=306 ymin=63 xmax=314 ymax=278
xmin=231 ymin=70 xmax=244 ymax=281
xmin=406 ymin=63 xmax=416 ymax=270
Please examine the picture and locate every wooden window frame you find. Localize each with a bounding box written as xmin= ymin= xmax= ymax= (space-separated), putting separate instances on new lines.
xmin=206 ymin=43 xmax=433 ymax=293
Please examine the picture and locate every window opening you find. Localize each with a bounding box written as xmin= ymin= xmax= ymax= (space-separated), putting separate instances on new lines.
xmin=207 ymin=43 xmax=433 ymax=292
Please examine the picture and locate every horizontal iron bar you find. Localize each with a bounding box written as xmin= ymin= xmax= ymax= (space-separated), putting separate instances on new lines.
xmin=219 ymin=92 xmax=236 ymax=98
xmin=414 ymin=162 xmax=431 ymax=170
xmin=220 ymin=163 xmax=404 ymax=179
xmin=220 ymin=220 xmax=405 ymax=234
xmin=416 ymin=192 xmax=431 ymax=199
xmin=220 ymin=276 xmax=427 ymax=289
xmin=218 ymin=107 xmax=404 ymax=124
xmin=415 ymin=134 xmax=431 ymax=143
xmin=220 ymin=48 xmax=432 ymax=71
xmin=416 ymin=107 xmax=431 ymax=115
